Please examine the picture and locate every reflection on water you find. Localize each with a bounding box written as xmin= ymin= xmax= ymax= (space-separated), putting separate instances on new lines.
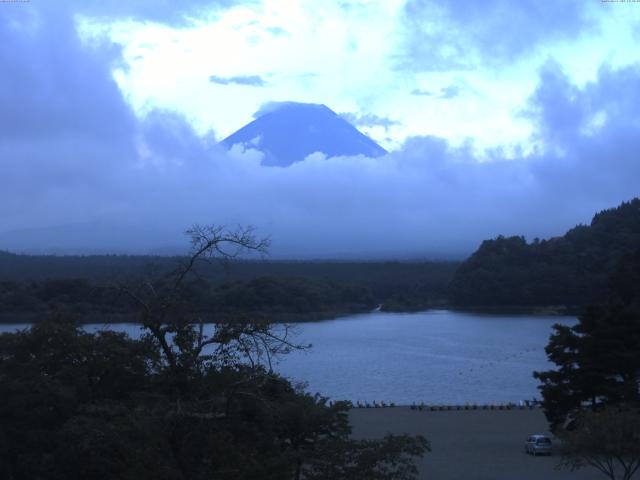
xmin=0 ymin=310 xmax=574 ymax=404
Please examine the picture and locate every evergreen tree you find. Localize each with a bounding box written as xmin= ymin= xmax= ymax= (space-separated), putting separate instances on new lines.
xmin=535 ymin=248 xmax=640 ymax=479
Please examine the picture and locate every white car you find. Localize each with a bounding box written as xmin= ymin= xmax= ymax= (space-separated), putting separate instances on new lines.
xmin=525 ymin=434 xmax=552 ymax=456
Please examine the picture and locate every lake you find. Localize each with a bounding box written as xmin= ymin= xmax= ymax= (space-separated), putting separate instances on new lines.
xmin=0 ymin=310 xmax=573 ymax=405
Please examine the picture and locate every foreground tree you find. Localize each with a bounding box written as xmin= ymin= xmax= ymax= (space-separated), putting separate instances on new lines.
xmin=558 ymin=405 xmax=640 ymax=480
xmin=534 ymin=248 xmax=640 ymax=429
xmin=0 ymin=225 xmax=429 ymax=480
xmin=533 ymin=304 xmax=640 ymax=430
xmin=534 ymin=251 xmax=640 ymax=479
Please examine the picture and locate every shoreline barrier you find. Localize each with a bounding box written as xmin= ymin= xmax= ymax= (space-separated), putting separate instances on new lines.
xmin=346 ymin=401 xmax=541 ymax=411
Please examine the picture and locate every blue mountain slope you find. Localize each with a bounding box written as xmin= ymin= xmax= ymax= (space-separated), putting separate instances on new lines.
xmin=220 ymin=102 xmax=387 ymax=166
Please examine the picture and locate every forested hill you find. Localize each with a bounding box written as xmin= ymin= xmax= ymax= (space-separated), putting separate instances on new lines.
xmin=450 ymin=198 xmax=640 ymax=308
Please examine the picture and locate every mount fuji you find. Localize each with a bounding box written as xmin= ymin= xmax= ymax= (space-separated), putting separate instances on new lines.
xmin=220 ymin=102 xmax=387 ymax=166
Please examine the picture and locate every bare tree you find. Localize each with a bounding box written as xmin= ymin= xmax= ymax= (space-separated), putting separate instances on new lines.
xmin=120 ymin=224 xmax=306 ymax=380
xmin=4 ymin=224 xmax=430 ymax=479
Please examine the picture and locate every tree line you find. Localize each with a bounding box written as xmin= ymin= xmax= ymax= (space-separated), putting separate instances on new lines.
xmin=0 ymin=253 xmax=457 ymax=322
xmin=450 ymin=198 xmax=640 ymax=308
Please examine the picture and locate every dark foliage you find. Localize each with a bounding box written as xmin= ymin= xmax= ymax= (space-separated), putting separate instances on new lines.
xmin=451 ymin=198 xmax=640 ymax=307
xmin=534 ymin=244 xmax=640 ymax=431
xmin=0 ymin=319 xmax=431 ymax=480
xmin=557 ymin=405 xmax=640 ymax=480
xmin=0 ymin=276 xmax=375 ymax=322
xmin=534 ymin=303 xmax=640 ymax=430
xmin=534 ymin=239 xmax=640 ymax=478
xmin=0 ymin=257 xmax=458 ymax=322
xmin=0 ymin=225 xmax=430 ymax=479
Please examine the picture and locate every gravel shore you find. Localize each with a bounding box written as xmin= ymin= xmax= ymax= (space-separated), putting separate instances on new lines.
xmin=349 ymin=407 xmax=603 ymax=480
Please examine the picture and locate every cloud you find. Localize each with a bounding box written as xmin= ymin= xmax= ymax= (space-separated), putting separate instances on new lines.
xmin=1 ymin=3 xmax=640 ymax=259
xmin=411 ymin=85 xmax=461 ymax=99
xmin=252 ymin=101 xmax=327 ymax=119
xmin=265 ymin=26 xmax=287 ymax=36
xmin=74 ymin=0 xmax=253 ymax=26
xmin=209 ymin=74 xmax=267 ymax=87
xmin=339 ymin=112 xmax=401 ymax=129
xmin=399 ymin=0 xmax=593 ymax=71
xmin=438 ymin=85 xmax=460 ymax=99
xmin=0 ymin=3 xmax=138 ymax=227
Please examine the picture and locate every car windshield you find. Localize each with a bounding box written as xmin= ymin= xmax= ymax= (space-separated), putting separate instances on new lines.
xmin=536 ymin=438 xmax=551 ymax=445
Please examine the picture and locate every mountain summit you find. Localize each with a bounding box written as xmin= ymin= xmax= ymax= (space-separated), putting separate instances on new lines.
xmin=220 ymin=102 xmax=387 ymax=166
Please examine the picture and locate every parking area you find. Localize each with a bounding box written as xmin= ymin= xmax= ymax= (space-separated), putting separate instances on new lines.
xmin=349 ymin=407 xmax=603 ymax=480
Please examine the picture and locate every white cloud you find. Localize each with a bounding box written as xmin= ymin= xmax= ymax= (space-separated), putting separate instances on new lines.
xmin=76 ymin=0 xmax=639 ymax=155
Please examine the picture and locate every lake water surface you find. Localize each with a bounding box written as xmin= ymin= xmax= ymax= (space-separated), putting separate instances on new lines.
xmin=0 ymin=310 xmax=574 ymax=405
xmin=275 ymin=310 xmax=574 ymax=405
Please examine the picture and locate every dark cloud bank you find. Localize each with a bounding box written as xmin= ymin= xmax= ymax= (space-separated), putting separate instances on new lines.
xmin=1 ymin=3 xmax=639 ymax=258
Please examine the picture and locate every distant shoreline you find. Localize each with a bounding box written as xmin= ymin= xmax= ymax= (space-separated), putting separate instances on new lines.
xmin=445 ymin=305 xmax=580 ymax=316
xmin=0 ymin=305 xmax=579 ymax=326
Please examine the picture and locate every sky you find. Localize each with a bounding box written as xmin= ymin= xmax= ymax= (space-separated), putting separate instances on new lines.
xmin=1 ymin=0 xmax=640 ymax=257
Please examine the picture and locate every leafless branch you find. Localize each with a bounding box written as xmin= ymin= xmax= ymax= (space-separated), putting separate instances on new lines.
xmin=172 ymin=224 xmax=271 ymax=290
